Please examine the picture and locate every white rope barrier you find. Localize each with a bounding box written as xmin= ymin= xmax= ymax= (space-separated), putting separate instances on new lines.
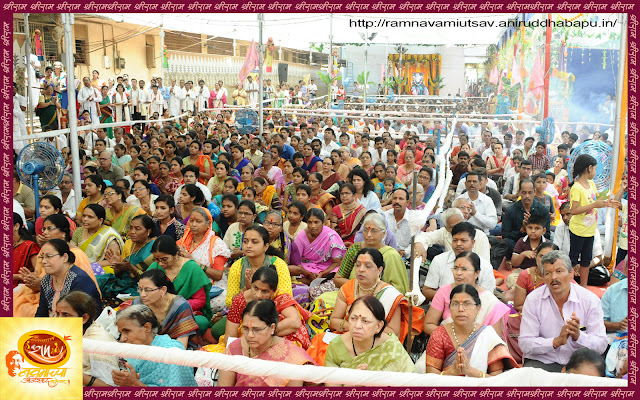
xmin=13 ymin=113 xmax=189 ymax=142
xmin=82 ymin=339 xmax=625 ymax=387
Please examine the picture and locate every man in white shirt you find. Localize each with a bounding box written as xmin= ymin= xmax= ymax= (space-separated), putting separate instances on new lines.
xmin=383 ymin=189 xmax=429 ymax=257
xmin=129 ymin=78 xmax=142 ymax=122
xmin=168 ymin=79 xmax=184 ymax=117
xmin=308 ymin=79 xmax=318 ymax=99
xmin=77 ymin=76 xmax=102 ymax=124
xmin=370 ymin=137 xmax=388 ymax=165
xmin=456 ymin=170 xmax=498 ymax=234
xmin=421 ymin=221 xmax=496 ymax=301
xmin=184 ymin=81 xmax=196 ymax=114
xmin=401 ymin=121 xmax=420 ymax=135
xmin=244 ymin=75 xmax=259 ymax=106
xmin=13 ymin=82 xmax=28 ymax=152
xmin=319 ymin=129 xmax=341 ymax=159
xmin=148 ymin=85 xmax=164 ymax=116
xmin=196 ymin=79 xmax=209 ymax=112
xmin=415 ymin=207 xmax=491 ymax=262
xmin=173 ymin=165 xmax=212 ymax=205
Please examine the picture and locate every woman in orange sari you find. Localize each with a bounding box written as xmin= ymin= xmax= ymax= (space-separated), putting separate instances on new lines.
xmin=309 ymin=173 xmax=337 ymax=217
xmin=225 ymin=266 xmax=311 ymax=349
xmin=253 ymin=177 xmax=282 ymax=211
xmin=14 ymin=214 xmax=99 ymax=317
xmin=331 ymin=183 xmax=366 ymax=247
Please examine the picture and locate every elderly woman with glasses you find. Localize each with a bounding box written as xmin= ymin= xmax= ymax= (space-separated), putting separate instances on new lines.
xmin=218 ymin=299 xmax=316 ymax=387
xmin=425 ymin=284 xmax=517 ymax=377
xmin=105 ymin=185 xmax=146 ymax=241
xmin=112 ymin=305 xmax=197 ymax=387
xmin=334 ymin=213 xmax=408 ymax=295
xmin=35 ymin=239 xmax=101 ymax=317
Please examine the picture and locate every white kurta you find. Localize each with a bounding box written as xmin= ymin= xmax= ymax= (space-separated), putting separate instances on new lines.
xmin=129 ymin=88 xmax=141 ymax=115
xmin=244 ymin=81 xmax=259 ymax=106
xmin=184 ymin=88 xmax=196 ymax=113
xmin=77 ymin=86 xmax=102 ymax=124
xmin=113 ymin=92 xmax=130 ymax=122
xmin=148 ymin=91 xmax=164 ymax=116
xmin=196 ymin=85 xmax=209 ymax=112
xmin=13 ymin=94 xmax=28 ymax=152
xmin=168 ymin=86 xmax=184 ymax=117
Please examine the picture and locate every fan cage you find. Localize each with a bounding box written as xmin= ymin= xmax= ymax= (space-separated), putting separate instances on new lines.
xmin=17 ymin=142 xmax=66 ymax=191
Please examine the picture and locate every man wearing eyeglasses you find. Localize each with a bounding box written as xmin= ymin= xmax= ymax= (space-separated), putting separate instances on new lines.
xmin=59 ymin=173 xmax=77 ymax=219
xmin=96 ymin=150 xmax=124 ymax=184
xmin=421 ymin=222 xmax=495 ymax=302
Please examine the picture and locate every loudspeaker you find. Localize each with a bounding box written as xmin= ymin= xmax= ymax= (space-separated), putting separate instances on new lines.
xmin=278 ymin=63 xmax=288 ymax=83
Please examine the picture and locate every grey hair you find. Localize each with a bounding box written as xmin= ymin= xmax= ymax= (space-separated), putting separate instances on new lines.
xmin=265 ymin=210 xmax=283 ymax=224
xmin=441 ymin=208 xmax=465 ymax=228
xmin=452 ymin=197 xmax=471 ymax=209
xmin=116 ymin=304 xmax=160 ymax=335
xmin=540 ymin=250 xmax=572 ymax=273
xmin=362 ymin=212 xmax=387 ymax=232
xmin=191 ymin=206 xmax=210 ymax=222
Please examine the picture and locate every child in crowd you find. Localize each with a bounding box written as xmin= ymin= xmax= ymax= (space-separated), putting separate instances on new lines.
xmin=511 ymin=214 xmax=547 ymax=270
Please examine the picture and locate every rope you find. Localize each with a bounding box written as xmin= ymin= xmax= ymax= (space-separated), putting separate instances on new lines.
xmin=82 ymin=339 xmax=623 ymax=387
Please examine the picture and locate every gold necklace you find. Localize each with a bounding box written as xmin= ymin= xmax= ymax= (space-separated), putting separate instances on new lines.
xmin=357 ymin=280 xmax=378 ymax=298
xmin=452 ymin=320 xmax=477 ymax=347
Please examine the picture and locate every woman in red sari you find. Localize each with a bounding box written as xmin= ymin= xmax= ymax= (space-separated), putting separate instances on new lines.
xmin=331 ymin=183 xmax=366 ymax=247
xmin=13 ymin=213 xmax=40 ymax=289
xmin=309 ymin=173 xmax=337 ymax=218
xmin=225 ymin=266 xmax=311 ymax=349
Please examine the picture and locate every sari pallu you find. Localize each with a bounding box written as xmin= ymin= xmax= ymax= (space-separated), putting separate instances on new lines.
xmin=106 ymin=205 xmax=146 ymax=240
xmin=337 ymin=243 xmax=409 ymax=295
xmin=99 ymin=98 xmax=114 ymax=138
xmin=36 ymin=95 xmax=58 ymax=129
xmin=290 ymin=226 xmax=347 ymax=275
xmin=302 ymin=156 xmax=322 ymax=172
xmin=262 ymin=185 xmax=281 ymax=209
xmin=121 ymin=239 xmax=155 ymax=274
xmin=324 ymin=333 xmax=415 ymax=372
xmin=321 ymin=172 xmax=342 ymax=191
xmin=224 ymin=339 xmax=316 ymax=386
xmin=310 ymin=191 xmax=337 ymax=213
xmin=14 ymin=247 xmax=98 ymax=317
xmin=73 ymin=226 xmax=125 ymax=275
xmin=133 ymin=295 xmax=202 ymax=350
xmin=331 ymin=204 xmax=367 ymax=247
xmin=434 ymin=325 xmax=518 ymax=374
xmin=340 ymin=279 xmax=423 ymax=343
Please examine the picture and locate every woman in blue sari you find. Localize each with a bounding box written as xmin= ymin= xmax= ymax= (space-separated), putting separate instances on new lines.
xmin=230 ymin=144 xmax=250 ymax=176
xmin=112 ymin=304 xmax=197 ymax=387
xmin=117 ymin=215 xmax=156 ymax=275
xmin=302 ymin=143 xmax=322 ymax=173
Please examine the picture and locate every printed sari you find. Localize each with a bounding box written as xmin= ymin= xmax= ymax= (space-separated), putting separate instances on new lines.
xmin=320 ymin=172 xmax=342 ymax=191
xmin=106 ymin=205 xmax=146 ymax=240
xmin=337 ymin=243 xmax=409 ymax=295
xmin=310 ymin=191 xmax=337 ymax=214
xmin=339 ymin=279 xmax=423 ymax=343
xmin=99 ymin=97 xmax=113 ymax=138
xmin=331 ymin=204 xmax=367 ymax=247
xmin=228 ymin=293 xmax=312 ymax=349
xmin=133 ymin=295 xmax=201 ymax=350
xmin=324 ymin=333 xmax=414 ymax=372
xmin=14 ymin=247 xmax=98 ymax=317
xmin=73 ymin=226 xmax=124 ymax=274
xmin=290 ymin=226 xmax=347 ymax=275
xmin=36 ymin=94 xmax=59 ymax=128
xmin=226 ymin=255 xmax=292 ymax=308
xmin=13 ymin=241 xmax=40 ymax=289
xmin=426 ymin=325 xmax=518 ymax=374
xmin=224 ymin=338 xmax=316 ymax=386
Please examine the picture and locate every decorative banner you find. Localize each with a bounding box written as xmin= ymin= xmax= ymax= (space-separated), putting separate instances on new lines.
xmin=239 ymin=40 xmax=259 ymax=86
xmin=511 ymin=56 xmax=522 ymax=87
xmin=388 ymin=54 xmax=441 ymax=95
xmin=0 ymin=318 xmax=83 ymax=400
xmin=489 ymin=65 xmax=499 ymax=85
xmin=529 ymin=48 xmax=544 ymax=99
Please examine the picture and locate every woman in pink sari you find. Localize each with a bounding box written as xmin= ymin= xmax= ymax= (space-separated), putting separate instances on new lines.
xmin=423 ymin=252 xmax=509 ymax=340
xmin=290 ymin=208 xmax=347 ymax=285
xmin=209 ymin=83 xmax=226 ymax=112
xmin=218 ymin=299 xmax=316 ymax=387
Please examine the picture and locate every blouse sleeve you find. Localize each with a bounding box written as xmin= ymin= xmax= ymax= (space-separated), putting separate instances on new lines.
xmin=430 ymin=287 xmax=446 ymax=312
xmin=188 ymin=287 xmax=207 ymax=313
xmin=226 ymin=259 xmax=243 ymax=308
xmin=337 ymin=244 xmax=359 ymax=279
xmin=425 ymin=326 xmax=446 ymax=371
xmin=227 ymin=294 xmax=247 ymax=324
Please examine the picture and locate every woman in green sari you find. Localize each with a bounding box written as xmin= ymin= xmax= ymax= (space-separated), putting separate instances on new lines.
xmin=98 ymin=86 xmax=114 ymax=138
xmin=71 ymin=204 xmax=124 ymax=276
xmin=37 ymin=85 xmax=61 ymax=129
xmin=324 ymin=295 xmax=414 ymax=373
xmin=104 ymin=186 xmax=145 ymax=241
xmin=147 ymin=235 xmax=213 ymax=333
xmin=117 ymin=215 xmax=157 ymax=275
xmin=334 ymin=212 xmax=408 ymax=294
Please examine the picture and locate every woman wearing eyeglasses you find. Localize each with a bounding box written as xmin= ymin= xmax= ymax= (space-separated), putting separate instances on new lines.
xmin=422 ymin=252 xmax=510 ymax=339
xmin=35 ymin=194 xmax=77 ymax=247
xmin=425 ymin=284 xmax=517 ymax=377
xmin=15 ymin=214 xmax=99 ymax=317
xmin=325 ymin=295 xmax=414 ymax=373
xmin=105 ymin=186 xmax=145 ymax=241
xmin=131 ymin=269 xmax=201 ymax=350
xmin=129 ymin=180 xmax=159 ymax=217
xmin=147 ymin=235 xmax=218 ymax=334
xmin=263 ymin=211 xmax=292 ymax=263
xmin=35 ymin=239 xmax=102 ymax=317
xmin=334 ymin=213 xmax=408 ymax=295
xmin=218 ymin=299 xmax=316 ymax=387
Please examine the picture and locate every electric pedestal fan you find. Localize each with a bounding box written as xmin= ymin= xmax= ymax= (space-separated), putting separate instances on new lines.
xmin=235 ymin=108 xmax=259 ymax=135
xmin=567 ymin=140 xmax=613 ymax=192
xmin=16 ymin=142 xmax=66 ymax=218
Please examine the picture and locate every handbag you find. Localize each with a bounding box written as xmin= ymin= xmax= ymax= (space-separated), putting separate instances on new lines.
xmin=95 ymin=306 xmax=119 ymax=340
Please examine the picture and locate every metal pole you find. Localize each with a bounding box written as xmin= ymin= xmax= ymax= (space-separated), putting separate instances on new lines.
xmin=329 ymin=13 xmax=333 ymax=104
xmin=24 ymin=13 xmax=35 ymax=137
xmin=543 ymin=13 xmax=552 ymax=119
xmin=159 ymin=16 xmax=165 ymax=82
xmin=604 ymin=13 xmax=627 ymax=260
xmin=62 ymin=14 xmax=82 ymax=211
xmin=406 ymin=170 xmax=418 ymax=353
xmin=363 ymin=32 xmax=367 ymax=111
xmin=258 ymin=14 xmax=264 ymax=135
